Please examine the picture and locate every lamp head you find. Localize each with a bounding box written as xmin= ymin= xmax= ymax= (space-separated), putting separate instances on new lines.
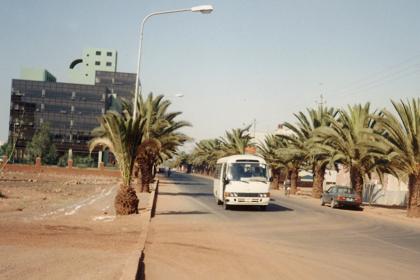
xmin=191 ymin=5 xmax=214 ymax=14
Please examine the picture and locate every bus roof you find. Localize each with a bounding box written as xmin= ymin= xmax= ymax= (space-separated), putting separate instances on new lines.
xmin=216 ymin=154 xmax=266 ymax=164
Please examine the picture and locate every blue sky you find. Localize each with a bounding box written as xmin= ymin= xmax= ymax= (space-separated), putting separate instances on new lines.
xmin=1 ymin=0 xmax=419 ymax=144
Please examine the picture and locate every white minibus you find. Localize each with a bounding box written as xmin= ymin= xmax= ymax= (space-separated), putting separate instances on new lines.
xmin=213 ymin=154 xmax=271 ymax=210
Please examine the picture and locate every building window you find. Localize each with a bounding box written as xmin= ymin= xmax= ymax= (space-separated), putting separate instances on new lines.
xmin=96 ymin=51 xmax=101 ymax=55
xmin=41 ymin=103 xmax=45 ymax=111
xmin=71 ymin=105 xmax=75 ymax=112
xmin=95 ymin=61 xmax=100 ymax=66
xmin=40 ymin=118 xmax=43 ymax=124
xmin=71 ymin=91 xmax=76 ymax=99
xmin=70 ymin=120 xmax=74 ymax=127
xmin=85 ymin=73 xmax=88 ymax=77
xmin=107 ymin=52 xmax=112 ymax=56
xmin=101 ymin=108 xmax=105 ymax=114
xmin=106 ymin=62 xmax=112 ymax=67
xmin=41 ymin=89 xmax=46 ymax=97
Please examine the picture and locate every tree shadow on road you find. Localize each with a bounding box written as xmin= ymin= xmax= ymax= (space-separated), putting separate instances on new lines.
xmin=159 ymin=181 xmax=209 ymax=186
xmin=159 ymin=191 xmax=213 ymax=197
xmin=135 ymin=251 xmax=145 ymax=280
xmin=156 ymin=210 xmax=211 ymax=215
xmin=229 ymin=203 xmax=294 ymax=212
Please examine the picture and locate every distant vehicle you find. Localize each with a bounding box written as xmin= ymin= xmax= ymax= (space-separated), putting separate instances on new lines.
xmin=321 ymin=186 xmax=362 ymax=209
xmin=213 ymin=154 xmax=271 ymax=210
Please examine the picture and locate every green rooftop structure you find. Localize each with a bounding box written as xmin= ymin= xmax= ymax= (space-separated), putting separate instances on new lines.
xmin=68 ymin=48 xmax=117 ymax=85
xmin=20 ymin=68 xmax=56 ymax=82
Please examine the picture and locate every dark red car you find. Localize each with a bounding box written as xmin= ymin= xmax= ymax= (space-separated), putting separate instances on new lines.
xmin=321 ymin=186 xmax=362 ymax=209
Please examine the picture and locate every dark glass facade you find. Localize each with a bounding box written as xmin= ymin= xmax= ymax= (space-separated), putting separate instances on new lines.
xmin=9 ymin=79 xmax=107 ymax=158
xmin=9 ymin=71 xmax=136 ymax=159
xmin=95 ymin=71 xmax=136 ymax=108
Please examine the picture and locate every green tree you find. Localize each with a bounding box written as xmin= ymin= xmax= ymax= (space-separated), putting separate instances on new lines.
xmin=312 ymin=103 xmax=387 ymax=197
xmin=220 ymin=125 xmax=254 ymax=155
xmin=287 ymin=106 xmax=338 ymax=198
xmin=26 ymin=123 xmax=57 ymax=164
xmin=258 ymin=134 xmax=286 ymax=190
xmin=127 ymin=93 xmax=190 ymax=192
xmin=0 ymin=143 xmax=11 ymax=157
xmin=191 ymin=139 xmax=224 ymax=175
xmin=275 ymin=132 xmax=308 ymax=195
xmin=376 ymin=98 xmax=420 ymax=217
xmin=90 ymin=110 xmax=146 ymax=215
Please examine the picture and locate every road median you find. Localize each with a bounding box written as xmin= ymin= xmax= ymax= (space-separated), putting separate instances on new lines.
xmin=119 ymin=179 xmax=159 ymax=280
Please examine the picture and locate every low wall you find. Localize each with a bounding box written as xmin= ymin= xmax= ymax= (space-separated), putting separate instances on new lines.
xmin=1 ymin=163 xmax=120 ymax=177
xmin=363 ymin=184 xmax=407 ymax=207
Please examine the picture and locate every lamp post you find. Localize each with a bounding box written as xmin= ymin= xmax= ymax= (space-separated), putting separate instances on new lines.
xmin=132 ymin=5 xmax=214 ymax=118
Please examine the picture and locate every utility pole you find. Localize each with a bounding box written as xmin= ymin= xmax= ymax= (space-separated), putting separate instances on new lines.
xmin=253 ymin=118 xmax=256 ymax=138
xmin=316 ymin=94 xmax=326 ymax=110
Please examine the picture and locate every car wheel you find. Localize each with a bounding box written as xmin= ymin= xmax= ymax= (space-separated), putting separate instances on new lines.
xmin=330 ymin=199 xmax=336 ymax=208
xmin=260 ymin=205 xmax=267 ymax=211
xmin=216 ymin=198 xmax=223 ymax=205
xmin=320 ymin=198 xmax=325 ymax=206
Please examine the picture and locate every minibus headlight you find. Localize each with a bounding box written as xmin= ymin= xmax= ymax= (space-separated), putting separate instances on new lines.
xmin=259 ymin=193 xmax=270 ymax=198
xmin=224 ymin=192 xmax=238 ymax=197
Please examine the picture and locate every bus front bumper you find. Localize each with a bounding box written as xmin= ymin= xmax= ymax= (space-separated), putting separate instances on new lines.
xmin=224 ymin=197 xmax=270 ymax=206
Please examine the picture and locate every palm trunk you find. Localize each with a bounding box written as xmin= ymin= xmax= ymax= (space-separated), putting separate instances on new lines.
xmin=271 ymin=168 xmax=281 ymax=190
xmin=350 ymin=166 xmax=364 ymax=198
xmin=140 ymin=161 xmax=153 ymax=193
xmin=312 ymin=164 xmax=326 ymax=198
xmin=290 ymin=168 xmax=298 ymax=195
xmin=407 ymin=172 xmax=420 ymax=218
xmin=114 ymin=184 xmax=139 ymax=215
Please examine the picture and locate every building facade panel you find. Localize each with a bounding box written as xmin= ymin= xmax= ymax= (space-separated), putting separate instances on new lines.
xmin=10 ymin=79 xmax=107 ymax=156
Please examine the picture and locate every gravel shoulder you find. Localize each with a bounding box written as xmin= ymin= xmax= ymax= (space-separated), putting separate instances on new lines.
xmin=0 ymin=171 xmax=148 ymax=280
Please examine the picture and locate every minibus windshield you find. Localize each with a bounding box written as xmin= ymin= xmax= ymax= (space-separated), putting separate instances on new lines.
xmin=227 ymin=162 xmax=267 ymax=182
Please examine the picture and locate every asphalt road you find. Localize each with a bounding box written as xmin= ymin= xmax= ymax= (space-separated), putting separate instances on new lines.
xmin=144 ymin=172 xmax=420 ymax=280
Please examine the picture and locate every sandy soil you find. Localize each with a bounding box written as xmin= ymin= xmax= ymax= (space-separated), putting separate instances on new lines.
xmin=0 ymin=171 xmax=147 ymax=280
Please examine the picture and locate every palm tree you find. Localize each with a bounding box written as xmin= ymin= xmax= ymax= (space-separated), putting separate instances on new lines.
xmin=288 ymin=106 xmax=338 ymax=198
xmin=89 ymin=110 xmax=145 ymax=215
xmin=191 ymin=139 xmax=224 ymax=175
xmin=220 ymin=125 xmax=254 ymax=155
xmin=275 ymin=133 xmax=307 ymax=195
xmin=125 ymin=93 xmax=190 ymax=192
xmin=376 ymin=98 xmax=420 ymax=217
xmin=312 ymin=103 xmax=386 ymax=197
xmin=258 ymin=134 xmax=286 ymax=189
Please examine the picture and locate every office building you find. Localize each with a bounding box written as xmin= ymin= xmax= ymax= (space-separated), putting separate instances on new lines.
xmin=8 ymin=48 xmax=134 ymax=160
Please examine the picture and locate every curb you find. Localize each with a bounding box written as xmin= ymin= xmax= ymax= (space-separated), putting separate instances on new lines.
xmin=119 ymin=180 xmax=159 ymax=280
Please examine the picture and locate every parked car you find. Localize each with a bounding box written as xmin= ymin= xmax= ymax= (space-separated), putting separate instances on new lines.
xmin=321 ymin=186 xmax=362 ymax=209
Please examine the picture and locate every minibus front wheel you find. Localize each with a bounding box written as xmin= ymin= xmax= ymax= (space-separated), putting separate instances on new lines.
xmin=223 ymin=203 xmax=230 ymax=210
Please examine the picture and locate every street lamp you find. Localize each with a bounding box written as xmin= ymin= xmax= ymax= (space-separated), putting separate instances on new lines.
xmin=132 ymin=5 xmax=214 ymax=118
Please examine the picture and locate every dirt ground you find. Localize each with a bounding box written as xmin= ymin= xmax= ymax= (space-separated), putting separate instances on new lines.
xmin=0 ymin=171 xmax=147 ymax=280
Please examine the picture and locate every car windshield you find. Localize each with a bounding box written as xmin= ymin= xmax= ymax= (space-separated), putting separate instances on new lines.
xmin=336 ymin=187 xmax=355 ymax=194
xmin=227 ymin=162 xmax=267 ymax=182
